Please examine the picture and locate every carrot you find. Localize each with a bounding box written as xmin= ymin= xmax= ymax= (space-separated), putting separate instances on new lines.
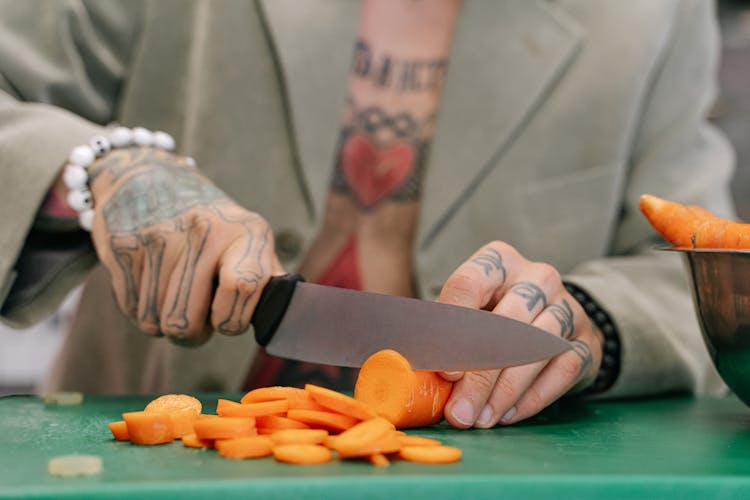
xmin=330 ymin=417 xmax=394 ymax=457
xmin=193 ymin=417 xmax=257 ymax=440
xmin=256 ymin=415 xmax=311 ymax=431
xmin=182 ymin=433 xmax=212 ymax=449
xmin=398 ymin=435 xmax=442 ymax=447
xmin=215 ymin=436 xmax=275 ymax=459
xmin=304 ymin=384 xmax=376 ymax=421
xmin=273 ymin=444 xmax=332 ymax=465
xmin=108 ymin=421 xmax=130 ymax=441
xmin=286 ymin=409 xmax=359 ymax=433
xmin=145 ymin=394 xmax=202 ymax=415
xmin=122 ymin=411 xmax=174 ymax=445
xmin=354 ymin=349 xmax=453 ymax=428
xmin=216 ymin=399 xmax=289 ymax=418
xmin=399 ymin=445 xmax=462 ymax=464
xmin=269 ymin=429 xmax=329 ymax=445
xmin=639 ymin=194 xmax=750 ymax=249
xmin=368 ymin=453 xmax=390 ymax=467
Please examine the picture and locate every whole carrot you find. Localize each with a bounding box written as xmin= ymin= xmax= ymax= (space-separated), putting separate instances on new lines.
xmin=639 ymin=194 xmax=750 ymax=249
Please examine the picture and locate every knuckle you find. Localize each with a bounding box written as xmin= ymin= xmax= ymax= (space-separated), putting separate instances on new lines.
xmin=523 ymin=386 xmax=545 ymax=414
xmin=533 ymin=262 xmax=561 ymax=285
xmin=494 ymin=374 xmax=519 ymax=401
xmin=466 ymin=370 xmax=498 ymax=396
xmin=441 ymin=271 xmax=482 ymax=304
xmin=559 ymin=355 xmax=583 ymax=380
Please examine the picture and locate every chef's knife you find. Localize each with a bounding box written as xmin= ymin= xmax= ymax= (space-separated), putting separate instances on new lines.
xmin=250 ymin=274 xmax=572 ymax=371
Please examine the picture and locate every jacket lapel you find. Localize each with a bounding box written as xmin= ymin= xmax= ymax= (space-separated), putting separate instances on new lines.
xmin=258 ymin=0 xmax=584 ymax=245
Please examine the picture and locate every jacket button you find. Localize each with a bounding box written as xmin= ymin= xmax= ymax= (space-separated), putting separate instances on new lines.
xmin=275 ymin=229 xmax=303 ymax=262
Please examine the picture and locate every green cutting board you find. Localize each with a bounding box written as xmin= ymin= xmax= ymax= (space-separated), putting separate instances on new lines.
xmin=1 ymin=394 xmax=750 ymax=499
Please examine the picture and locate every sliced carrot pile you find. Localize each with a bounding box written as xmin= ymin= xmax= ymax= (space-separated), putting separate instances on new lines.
xmin=107 ymin=350 xmax=463 ymax=465
xmin=639 ymin=194 xmax=750 ymax=249
xmin=354 ymin=349 xmax=453 ymax=428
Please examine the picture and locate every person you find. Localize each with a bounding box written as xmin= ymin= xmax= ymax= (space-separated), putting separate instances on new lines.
xmin=0 ymin=0 xmax=733 ymax=429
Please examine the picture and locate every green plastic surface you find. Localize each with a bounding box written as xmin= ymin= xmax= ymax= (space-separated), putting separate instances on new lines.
xmin=1 ymin=394 xmax=749 ymax=499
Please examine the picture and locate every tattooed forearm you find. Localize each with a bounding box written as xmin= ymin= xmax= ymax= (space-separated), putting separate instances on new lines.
xmin=510 ymin=282 xmax=547 ymax=312
xmin=471 ymin=247 xmax=506 ymax=282
xmin=353 ymin=39 xmax=449 ymax=92
xmin=330 ymin=98 xmax=433 ymax=209
xmin=548 ymin=299 xmax=575 ymax=339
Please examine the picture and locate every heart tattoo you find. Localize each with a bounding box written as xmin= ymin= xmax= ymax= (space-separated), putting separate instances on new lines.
xmin=341 ymin=134 xmax=415 ymax=208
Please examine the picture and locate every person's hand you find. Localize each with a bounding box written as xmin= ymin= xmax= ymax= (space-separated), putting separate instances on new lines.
xmin=437 ymin=241 xmax=603 ymax=428
xmin=88 ymin=147 xmax=284 ymax=345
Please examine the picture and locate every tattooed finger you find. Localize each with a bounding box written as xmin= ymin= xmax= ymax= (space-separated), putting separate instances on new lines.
xmin=110 ymin=234 xmax=142 ymax=321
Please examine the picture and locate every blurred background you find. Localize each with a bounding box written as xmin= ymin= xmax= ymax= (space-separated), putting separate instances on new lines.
xmin=1 ymin=1 xmax=749 ymax=396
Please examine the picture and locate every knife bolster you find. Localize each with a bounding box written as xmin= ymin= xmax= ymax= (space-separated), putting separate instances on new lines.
xmin=251 ymin=274 xmax=305 ymax=346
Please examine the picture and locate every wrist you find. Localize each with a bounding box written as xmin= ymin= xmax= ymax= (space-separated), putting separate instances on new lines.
xmin=564 ymin=282 xmax=621 ymax=395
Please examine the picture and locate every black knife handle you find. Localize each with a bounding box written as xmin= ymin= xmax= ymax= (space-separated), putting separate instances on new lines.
xmin=251 ymin=273 xmax=305 ymax=346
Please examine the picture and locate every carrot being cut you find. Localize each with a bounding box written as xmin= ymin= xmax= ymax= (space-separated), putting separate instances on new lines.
xmin=639 ymin=194 xmax=750 ymax=249
xmin=122 ymin=411 xmax=174 ymax=445
xmin=216 ymin=398 xmax=289 ymax=418
xmin=287 ymin=409 xmax=359 ymax=433
xmin=399 ymin=445 xmax=462 ymax=464
xmin=273 ymin=444 xmax=332 ymax=465
xmin=193 ymin=417 xmax=257 ymax=440
xmin=354 ymin=349 xmax=453 ymax=428
xmin=305 ymin=384 xmax=376 ymax=421
xmin=215 ymin=436 xmax=275 ymax=459
xmin=108 ymin=421 xmax=130 ymax=441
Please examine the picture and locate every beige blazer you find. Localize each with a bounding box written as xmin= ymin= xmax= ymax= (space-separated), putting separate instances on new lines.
xmin=0 ymin=0 xmax=733 ymax=397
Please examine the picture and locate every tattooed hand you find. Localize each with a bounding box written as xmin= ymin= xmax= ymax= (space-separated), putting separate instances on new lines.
xmin=436 ymin=241 xmax=603 ymax=428
xmin=87 ymin=147 xmax=284 ymax=345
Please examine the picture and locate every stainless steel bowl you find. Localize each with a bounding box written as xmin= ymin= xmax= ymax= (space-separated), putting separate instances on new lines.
xmin=670 ymin=248 xmax=750 ymax=406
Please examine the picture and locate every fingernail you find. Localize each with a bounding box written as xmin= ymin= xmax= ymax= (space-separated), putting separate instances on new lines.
xmin=475 ymin=404 xmax=494 ymax=427
xmin=451 ymin=399 xmax=475 ymax=426
xmin=501 ymin=406 xmax=517 ymax=423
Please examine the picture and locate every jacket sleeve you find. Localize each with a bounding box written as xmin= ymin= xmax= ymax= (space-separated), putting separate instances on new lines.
xmin=0 ymin=0 xmax=142 ymax=327
xmin=564 ymin=0 xmax=734 ymax=397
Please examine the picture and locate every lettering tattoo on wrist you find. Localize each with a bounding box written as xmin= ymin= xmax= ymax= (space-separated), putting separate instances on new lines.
xmin=548 ymin=299 xmax=575 ymax=339
xmin=330 ymin=97 xmax=434 ymax=209
xmin=509 ymin=281 xmax=548 ymax=312
xmin=470 ymin=247 xmax=506 ymax=282
xmin=352 ymin=39 xmax=449 ymax=93
xmin=101 ymin=150 xmax=267 ymax=335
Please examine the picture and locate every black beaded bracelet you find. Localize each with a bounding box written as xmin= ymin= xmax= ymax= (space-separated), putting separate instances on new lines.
xmin=564 ymin=282 xmax=621 ymax=394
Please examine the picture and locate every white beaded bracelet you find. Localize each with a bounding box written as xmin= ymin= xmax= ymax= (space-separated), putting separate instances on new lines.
xmin=62 ymin=126 xmax=176 ymax=231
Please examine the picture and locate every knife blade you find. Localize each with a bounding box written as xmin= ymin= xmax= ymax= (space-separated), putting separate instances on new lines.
xmin=250 ymin=274 xmax=572 ymax=371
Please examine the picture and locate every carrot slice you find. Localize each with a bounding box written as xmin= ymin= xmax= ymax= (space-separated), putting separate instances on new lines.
xmin=331 ymin=417 xmax=395 ymax=456
xmin=287 ymin=409 xmax=358 ymax=433
xmin=108 ymin=421 xmax=130 ymax=441
xmin=336 ymin=432 xmax=402 ymax=458
xmin=354 ymin=349 xmax=453 ymax=428
xmin=256 ymin=415 xmax=311 ymax=431
xmin=304 ymin=384 xmax=376 ymax=421
xmin=215 ymin=436 xmax=275 ymax=459
xmin=368 ymin=453 xmax=390 ymax=467
xmin=122 ymin=411 xmax=174 ymax=445
xmin=273 ymin=444 xmax=332 ymax=465
xmin=270 ymin=429 xmax=329 ymax=445
xmin=399 ymin=445 xmax=462 ymax=464
xmin=242 ymin=386 xmax=327 ymax=411
xmin=145 ymin=394 xmax=202 ymax=415
xmin=216 ymin=399 xmax=289 ymax=418
xmin=182 ymin=433 xmax=212 ymax=449
xmin=398 ymin=435 xmax=442 ymax=447
xmin=167 ymin=410 xmax=201 ymax=439
xmin=193 ymin=417 xmax=257 ymax=440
